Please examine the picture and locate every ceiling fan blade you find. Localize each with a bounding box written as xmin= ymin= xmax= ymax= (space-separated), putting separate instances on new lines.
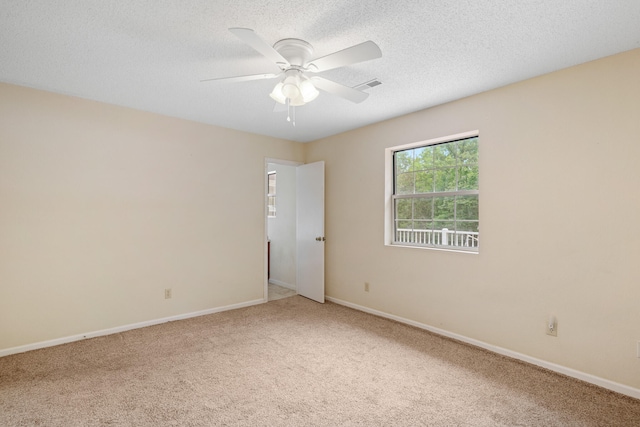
xmin=229 ymin=28 xmax=290 ymax=68
xmin=200 ymin=72 xmax=281 ymax=83
xmin=310 ymin=76 xmax=369 ymax=103
xmin=307 ymin=41 xmax=382 ymax=72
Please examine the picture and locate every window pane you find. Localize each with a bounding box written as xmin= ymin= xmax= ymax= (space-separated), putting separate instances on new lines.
xmin=268 ymin=173 xmax=276 ymax=195
xmin=415 ymin=170 xmax=434 ymax=193
xmin=434 ymin=143 xmax=456 ymax=167
xmin=456 ymin=221 xmax=479 ymax=233
xmin=267 ymin=196 xmax=276 ymax=217
xmin=395 ymin=198 xmax=412 ymax=220
xmin=433 ymin=221 xmax=455 ymax=230
xmin=457 ymin=137 xmax=478 ymax=165
xmin=456 ymin=195 xmax=479 ymax=221
xmin=433 ymin=222 xmax=455 ymax=246
xmin=411 ymin=147 xmax=424 ymax=171
xmin=396 ymin=220 xmax=412 ymax=230
xmin=458 ymin=165 xmax=478 ymax=190
xmin=396 ymin=172 xmax=414 ymax=194
xmin=434 ymin=168 xmax=456 ymax=192
xmin=412 ymin=222 xmax=432 ymax=245
xmin=456 ymin=222 xmax=479 ymax=248
xmin=413 ymin=198 xmax=433 ymax=219
xmin=433 ymin=196 xmax=455 ymax=220
xmin=413 ymin=220 xmax=432 ymax=230
xmin=395 ymin=150 xmax=413 ymax=174
xmin=414 ymin=145 xmax=433 ymax=171
xmin=395 ymin=221 xmax=414 ymax=244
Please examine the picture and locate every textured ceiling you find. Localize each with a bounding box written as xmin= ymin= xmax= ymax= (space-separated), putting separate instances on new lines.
xmin=1 ymin=1 xmax=639 ymax=142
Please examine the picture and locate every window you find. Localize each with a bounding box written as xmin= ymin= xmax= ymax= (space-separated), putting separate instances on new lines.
xmin=267 ymin=171 xmax=276 ymax=217
xmin=391 ymin=135 xmax=479 ymax=251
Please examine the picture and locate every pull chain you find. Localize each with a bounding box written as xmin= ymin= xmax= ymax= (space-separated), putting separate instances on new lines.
xmin=285 ymin=99 xmax=296 ymax=126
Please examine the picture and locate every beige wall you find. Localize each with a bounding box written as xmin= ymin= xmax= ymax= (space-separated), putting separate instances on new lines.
xmin=306 ymin=49 xmax=640 ymax=389
xmin=0 ymin=83 xmax=304 ymax=350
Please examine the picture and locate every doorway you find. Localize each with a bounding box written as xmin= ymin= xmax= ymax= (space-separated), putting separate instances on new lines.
xmin=264 ymin=159 xmax=325 ymax=303
xmin=265 ymin=160 xmax=300 ymax=301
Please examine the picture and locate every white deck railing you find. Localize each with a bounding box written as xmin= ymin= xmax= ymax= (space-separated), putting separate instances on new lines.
xmin=395 ymin=228 xmax=479 ymax=249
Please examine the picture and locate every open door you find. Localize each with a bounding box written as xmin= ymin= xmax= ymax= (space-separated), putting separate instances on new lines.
xmin=296 ymin=161 xmax=325 ymax=303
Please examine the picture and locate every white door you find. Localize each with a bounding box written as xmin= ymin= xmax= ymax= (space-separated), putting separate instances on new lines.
xmin=296 ymin=161 xmax=325 ymax=303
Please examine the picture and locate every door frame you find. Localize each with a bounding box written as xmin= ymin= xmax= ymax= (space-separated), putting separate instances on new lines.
xmin=264 ymin=158 xmax=303 ymax=302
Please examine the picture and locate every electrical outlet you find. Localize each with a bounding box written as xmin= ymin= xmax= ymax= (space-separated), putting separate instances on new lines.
xmin=164 ymin=288 xmax=172 ymax=299
xmin=546 ymin=316 xmax=557 ymax=337
xmin=364 ymin=282 xmax=370 ymax=292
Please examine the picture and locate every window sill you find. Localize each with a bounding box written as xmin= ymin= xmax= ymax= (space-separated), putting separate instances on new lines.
xmin=386 ymin=243 xmax=479 ymax=254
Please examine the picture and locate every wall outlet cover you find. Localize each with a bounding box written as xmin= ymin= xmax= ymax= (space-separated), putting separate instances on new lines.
xmin=546 ymin=316 xmax=557 ymax=337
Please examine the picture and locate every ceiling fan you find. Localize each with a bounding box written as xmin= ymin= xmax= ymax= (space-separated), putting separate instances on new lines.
xmin=202 ymin=28 xmax=382 ymax=112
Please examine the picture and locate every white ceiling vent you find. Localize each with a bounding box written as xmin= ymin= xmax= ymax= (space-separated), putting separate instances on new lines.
xmin=354 ymin=79 xmax=382 ymax=91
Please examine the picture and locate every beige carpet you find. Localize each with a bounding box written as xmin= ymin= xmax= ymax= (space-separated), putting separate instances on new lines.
xmin=1 ymin=296 xmax=639 ymax=426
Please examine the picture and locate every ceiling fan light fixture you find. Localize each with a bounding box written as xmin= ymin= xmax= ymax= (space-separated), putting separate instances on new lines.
xmin=281 ymin=74 xmax=301 ymax=99
xmin=299 ymin=79 xmax=319 ymax=103
xmin=269 ymin=82 xmax=287 ymax=104
xmin=289 ymin=95 xmax=306 ymax=107
xmin=270 ymin=71 xmax=318 ymax=106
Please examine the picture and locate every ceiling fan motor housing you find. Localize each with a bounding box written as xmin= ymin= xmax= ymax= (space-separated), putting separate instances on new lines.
xmin=273 ymin=38 xmax=314 ymax=67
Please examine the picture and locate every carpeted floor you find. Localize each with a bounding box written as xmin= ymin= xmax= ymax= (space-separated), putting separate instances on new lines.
xmin=1 ymin=296 xmax=639 ymax=426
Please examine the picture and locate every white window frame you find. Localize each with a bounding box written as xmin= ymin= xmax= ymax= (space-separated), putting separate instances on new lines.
xmin=384 ymin=130 xmax=479 ymax=253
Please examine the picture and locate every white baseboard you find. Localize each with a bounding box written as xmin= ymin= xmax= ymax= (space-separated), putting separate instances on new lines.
xmin=268 ymin=279 xmax=296 ymax=291
xmin=0 ymin=299 xmax=264 ymax=358
xmin=326 ymin=296 xmax=640 ymax=400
